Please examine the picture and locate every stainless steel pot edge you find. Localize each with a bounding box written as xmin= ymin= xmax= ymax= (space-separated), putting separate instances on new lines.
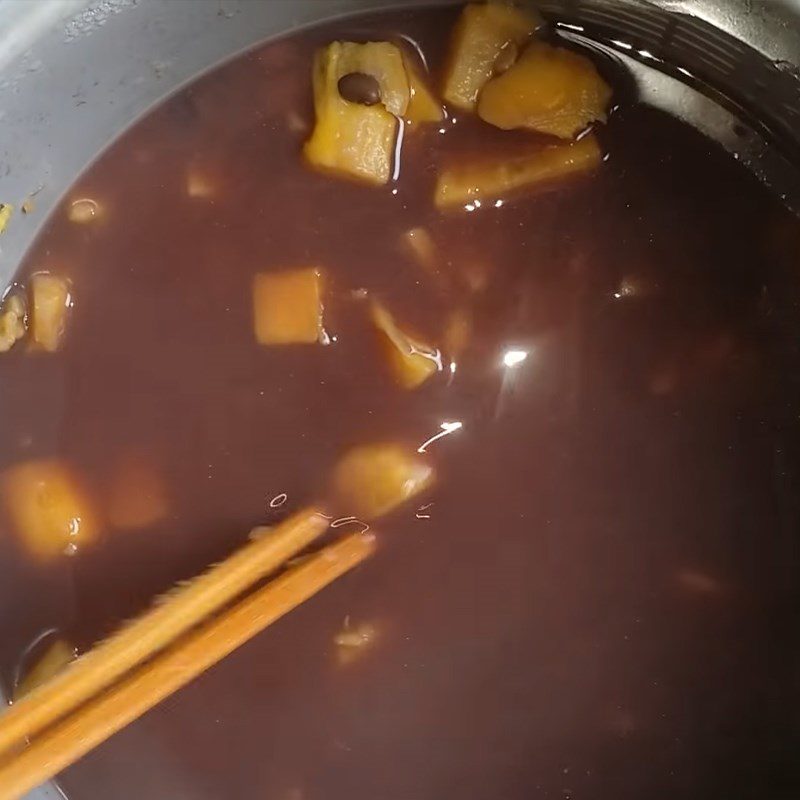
xmin=0 ymin=1 xmax=798 ymax=798
xmin=0 ymin=0 xmax=799 ymax=283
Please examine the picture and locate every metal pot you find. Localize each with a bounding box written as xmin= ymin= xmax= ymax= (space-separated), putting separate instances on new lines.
xmin=0 ymin=1 xmax=797 ymax=797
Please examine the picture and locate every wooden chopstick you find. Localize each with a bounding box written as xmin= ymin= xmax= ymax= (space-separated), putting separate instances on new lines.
xmin=0 ymin=508 xmax=329 ymax=761
xmin=0 ymin=530 xmax=375 ymax=800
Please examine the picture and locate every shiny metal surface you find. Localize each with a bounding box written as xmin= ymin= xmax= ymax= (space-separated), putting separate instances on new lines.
xmin=0 ymin=0 xmax=797 ymax=797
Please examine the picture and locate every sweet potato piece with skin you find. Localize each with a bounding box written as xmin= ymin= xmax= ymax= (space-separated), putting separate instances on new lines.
xmin=478 ymin=41 xmax=612 ymax=138
xmin=435 ymin=133 xmax=601 ymax=209
xmin=304 ymin=42 xmax=404 ymax=185
xmin=443 ymin=1 xmax=542 ymax=111
xmin=1 ymin=459 xmax=99 ymax=561
xmin=30 ymin=273 xmax=71 ymax=352
xmin=371 ymin=302 xmax=442 ymax=389
xmin=253 ymin=268 xmax=324 ymax=345
xmin=332 ymin=443 xmax=434 ymax=520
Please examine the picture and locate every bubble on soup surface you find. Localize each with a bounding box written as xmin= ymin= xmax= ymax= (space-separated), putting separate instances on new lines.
xmin=67 ymin=197 xmax=101 ymax=224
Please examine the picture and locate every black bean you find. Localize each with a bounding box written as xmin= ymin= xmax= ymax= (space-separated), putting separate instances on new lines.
xmin=338 ymin=72 xmax=382 ymax=106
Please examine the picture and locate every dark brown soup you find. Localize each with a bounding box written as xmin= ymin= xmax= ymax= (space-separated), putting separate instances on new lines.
xmin=0 ymin=4 xmax=798 ymax=799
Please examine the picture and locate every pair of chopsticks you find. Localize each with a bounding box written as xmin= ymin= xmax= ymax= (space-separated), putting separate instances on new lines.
xmin=0 ymin=509 xmax=375 ymax=799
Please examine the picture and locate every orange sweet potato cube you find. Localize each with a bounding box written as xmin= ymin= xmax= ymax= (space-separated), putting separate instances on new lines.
xmin=443 ymin=1 xmax=541 ymax=111
xmin=253 ymin=268 xmax=324 ymax=345
xmin=30 ymin=273 xmax=72 ymax=353
xmin=371 ymin=302 xmax=441 ymax=389
xmin=332 ymin=443 xmax=434 ymax=520
xmin=107 ymin=453 xmax=169 ymax=530
xmin=1 ymin=459 xmax=99 ymax=561
xmin=478 ymin=42 xmax=612 ymax=138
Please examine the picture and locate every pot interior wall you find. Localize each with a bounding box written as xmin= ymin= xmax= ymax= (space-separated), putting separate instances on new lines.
xmin=0 ymin=2 xmax=797 ymax=799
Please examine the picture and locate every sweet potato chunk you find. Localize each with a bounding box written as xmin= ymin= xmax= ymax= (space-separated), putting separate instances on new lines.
xmin=404 ymin=59 xmax=444 ymax=125
xmin=305 ymin=99 xmax=395 ymax=185
xmin=335 ymin=42 xmax=410 ymax=116
xmin=15 ymin=638 xmax=76 ymax=700
xmin=443 ymin=1 xmax=541 ymax=111
xmin=0 ymin=204 xmax=12 ymax=235
xmin=435 ymin=133 xmax=601 ymax=209
xmin=1 ymin=459 xmax=99 ymax=561
xmin=304 ymin=42 xmax=405 ymax=185
xmin=371 ymin=302 xmax=441 ymax=389
xmin=30 ymin=273 xmax=72 ymax=352
xmin=186 ymin=166 xmax=219 ymax=199
xmin=253 ymin=268 xmax=324 ymax=345
xmin=107 ymin=453 xmax=169 ymax=530
xmin=478 ymin=42 xmax=612 ymax=138
xmin=0 ymin=294 xmax=26 ymax=353
xmin=332 ymin=443 xmax=434 ymax=520
xmin=402 ymin=227 xmax=438 ymax=273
